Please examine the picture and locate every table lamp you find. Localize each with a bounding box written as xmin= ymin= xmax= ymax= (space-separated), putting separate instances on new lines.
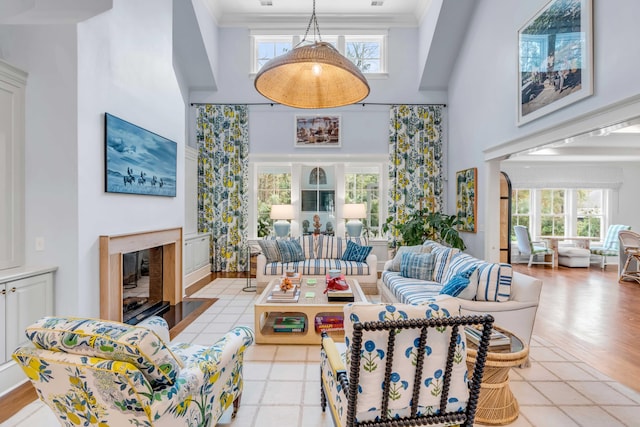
xmin=343 ymin=203 xmax=366 ymax=237
xmin=270 ymin=204 xmax=295 ymax=237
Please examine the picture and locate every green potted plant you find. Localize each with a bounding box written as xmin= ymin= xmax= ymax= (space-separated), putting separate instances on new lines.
xmin=383 ymin=208 xmax=466 ymax=250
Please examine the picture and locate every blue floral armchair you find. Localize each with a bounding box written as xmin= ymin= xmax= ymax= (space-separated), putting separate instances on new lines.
xmin=12 ymin=316 xmax=254 ymax=427
xmin=320 ymin=300 xmax=493 ymax=427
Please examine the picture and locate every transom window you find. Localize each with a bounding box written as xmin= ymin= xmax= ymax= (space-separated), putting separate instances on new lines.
xmin=251 ymin=34 xmax=386 ymax=75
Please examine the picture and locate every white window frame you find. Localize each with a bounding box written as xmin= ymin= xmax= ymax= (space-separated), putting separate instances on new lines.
xmin=250 ymin=31 xmax=388 ymax=77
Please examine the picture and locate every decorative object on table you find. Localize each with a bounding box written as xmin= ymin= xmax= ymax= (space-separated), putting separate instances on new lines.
xmin=456 ymin=167 xmax=477 ymax=233
xmin=513 ymin=225 xmax=555 ymax=267
xmin=382 ymin=207 xmax=466 ymax=250
xmin=270 ymin=204 xmax=295 ymax=237
xmin=302 ymin=219 xmax=310 ymax=234
xmin=328 ymin=269 xmax=341 ymax=279
xmin=465 ymin=325 xmax=511 ymax=348
xmin=267 ymin=280 xmax=300 ymax=303
xmin=313 ymin=214 xmax=322 ymax=235
xmin=254 ymin=0 xmax=369 ymax=109
xmin=324 ymin=274 xmax=353 ymax=302
xmin=295 ymin=116 xmax=341 ymax=147
xmin=104 ymin=113 xmax=177 ymax=197
xmin=343 ymin=203 xmax=367 ymax=237
xmin=517 ymin=0 xmax=593 ymax=125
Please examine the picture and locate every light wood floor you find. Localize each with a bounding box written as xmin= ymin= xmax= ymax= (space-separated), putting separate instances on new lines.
xmin=514 ymin=263 xmax=640 ymax=393
xmin=2 ymin=266 xmax=639 ymax=423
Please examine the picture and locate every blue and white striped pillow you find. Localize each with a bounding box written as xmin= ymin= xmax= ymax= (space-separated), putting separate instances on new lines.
xmin=258 ymin=239 xmax=281 ymax=263
xmin=276 ymin=239 xmax=305 ymax=263
xmin=341 ymin=240 xmax=373 ymax=263
xmin=400 ymin=252 xmax=435 ymax=281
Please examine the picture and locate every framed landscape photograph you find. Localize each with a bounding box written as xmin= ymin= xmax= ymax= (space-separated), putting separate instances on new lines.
xmin=295 ymin=115 xmax=341 ymax=147
xmin=456 ymin=168 xmax=477 ymax=233
xmin=105 ymin=113 xmax=177 ymax=197
xmin=517 ymin=0 xmax=593 ymax=125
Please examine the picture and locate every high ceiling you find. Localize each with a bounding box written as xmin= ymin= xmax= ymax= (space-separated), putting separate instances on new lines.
xmin=207 ymin=0 xmax=431 ymax=27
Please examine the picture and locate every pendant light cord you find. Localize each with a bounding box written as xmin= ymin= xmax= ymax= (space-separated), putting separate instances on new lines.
xmin=300 ymin=0 xmax=322 ymax=44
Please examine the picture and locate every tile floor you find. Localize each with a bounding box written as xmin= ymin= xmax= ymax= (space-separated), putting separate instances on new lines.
xmin=3 ymin=278 xmax=640 ymax=427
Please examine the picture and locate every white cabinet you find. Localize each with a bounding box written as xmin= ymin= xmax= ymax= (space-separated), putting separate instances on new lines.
xmin=0 ymin=267 xmax=55 ymax=391
xmin=3 ymin=273 xmax=54 ymax=362
xmin=0 ymin=60 xmax=27 ymax=270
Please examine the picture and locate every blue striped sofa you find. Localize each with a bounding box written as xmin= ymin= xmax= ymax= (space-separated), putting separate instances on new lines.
xmin=256 ymin=235 xmax=378 ymax=294
xmin=378 ymin=241 xmax=542 ymax=350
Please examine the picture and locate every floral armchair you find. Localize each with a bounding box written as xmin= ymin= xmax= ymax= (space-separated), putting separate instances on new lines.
xmin=12 ymin=316 xmax=254 ymax=427
xmin=320 ymin=300 xmax=493 ymax=427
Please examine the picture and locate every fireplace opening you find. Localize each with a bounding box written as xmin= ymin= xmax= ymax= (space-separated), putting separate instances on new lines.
xmin=122 ymin=246 xmax=170 ymax=325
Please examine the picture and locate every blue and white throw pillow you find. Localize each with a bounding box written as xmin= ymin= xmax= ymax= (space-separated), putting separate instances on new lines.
xmin=439 ymin=266 xmax=477 ymax=297
xmin=399 ymin=252 xmax=435 ymax=281
xmin=258 ymin=239 xmax=281 ymax=263
xmin=276 ymin=239 xmax=305 ymax=263
xmin=341 ymin=240 xmax=373 ymax=263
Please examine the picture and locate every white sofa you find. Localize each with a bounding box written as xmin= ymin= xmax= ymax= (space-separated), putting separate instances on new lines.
xmin=378 ymin=241 xmax=542 ymax=353
xmin=256 ymin=235 xmax=378 ymax=294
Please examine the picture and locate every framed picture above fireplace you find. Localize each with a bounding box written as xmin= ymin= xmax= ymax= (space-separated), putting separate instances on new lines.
xmin=105 ymin=113 xmax=177 ymax=197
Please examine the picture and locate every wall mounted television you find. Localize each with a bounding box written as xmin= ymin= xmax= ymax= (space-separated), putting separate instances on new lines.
xmin=104 ymin=113 xmax=177 ymax=197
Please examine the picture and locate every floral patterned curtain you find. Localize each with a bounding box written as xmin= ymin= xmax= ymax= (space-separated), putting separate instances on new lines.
xmin=196 ymin=105 xmax=249 ymax=272
xmin=388 ymin=105 xmax=444 ymax=238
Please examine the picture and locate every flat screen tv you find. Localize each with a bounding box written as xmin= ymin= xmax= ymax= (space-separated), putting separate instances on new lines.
xmin=104 ymin=113 xmax=177 ymax=197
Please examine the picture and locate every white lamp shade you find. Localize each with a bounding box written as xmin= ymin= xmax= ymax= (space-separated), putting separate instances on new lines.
xmin=270 ymin=204 xmax=295 ymax=220
xmin=343 ymin=203 xmax=366 ymax=219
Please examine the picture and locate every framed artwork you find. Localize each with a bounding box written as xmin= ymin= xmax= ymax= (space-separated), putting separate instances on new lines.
xmin=105 ymin=113 xmax=177 ymax=197
xmin=517 ymin=0 xmax=593 ymax=125
xmin=295 ymin=115 xmax=341 ymax=147
xmin=456 ymin=168 xmax=477 ymax=233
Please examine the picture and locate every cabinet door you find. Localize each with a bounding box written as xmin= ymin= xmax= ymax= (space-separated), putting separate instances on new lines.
xmin=5 ymin=273 xmax=54 ymax=360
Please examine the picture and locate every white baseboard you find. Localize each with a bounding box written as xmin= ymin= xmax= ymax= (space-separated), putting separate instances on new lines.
xmin=184 ymin=264 xmax=211 ymax=289
xmin=0 ymin=360 xmax=27 ymax=398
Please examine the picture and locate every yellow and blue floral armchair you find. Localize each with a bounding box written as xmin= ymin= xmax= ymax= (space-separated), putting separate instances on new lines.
xmin=12 ymin=316 xmax=254 ymax=427
xmin=320 ymin=300 xmax=493 ymax=427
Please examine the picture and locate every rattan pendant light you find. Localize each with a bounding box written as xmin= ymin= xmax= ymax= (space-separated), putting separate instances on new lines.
xmin=254 ymin=0 xmax=370 ymax=109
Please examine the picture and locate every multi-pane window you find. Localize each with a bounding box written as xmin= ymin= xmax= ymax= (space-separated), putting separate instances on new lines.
xmin=255 ymin=37 xmax=292 ymax=70
xmin=252 ymin=34 xmax=386 ymax=74
xmin=345 ymin=36 xmax=383 ymax=73
xmin=576 ymin=189 xmax=603 ymax=238
xmin=256 ymin=167 xmax=291 ymax=237
xmin=511 ymin=189 xmax=531 ymax=229
xmin=345 ymin=166 xmax=381 ymax=237
xmin=540 ymin=189 xmax=566 ymax=236
xmin=511 ymin=188 xmax=608 ymax=242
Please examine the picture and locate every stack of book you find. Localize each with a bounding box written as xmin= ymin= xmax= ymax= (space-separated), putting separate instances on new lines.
xmin=266 ymin=283 xmax=300 ymax=303
xmin=464 ymin=326 xmax=511 ymax=349
xmin=314 ymin=314 xmax=344 ymax=333
xmin=284 ymin=272 xmax=302 ymax=284
xmin=325 ymin=274 xmax=354 ymax=302
xmin=273 ymin=315 xmax=306 ymax=333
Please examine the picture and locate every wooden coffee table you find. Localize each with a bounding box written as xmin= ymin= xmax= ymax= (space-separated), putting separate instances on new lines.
xmin=465 ymin=326 xmax=529 ymax=425
xmin=254 ymin=277 xmax=367 ymax=345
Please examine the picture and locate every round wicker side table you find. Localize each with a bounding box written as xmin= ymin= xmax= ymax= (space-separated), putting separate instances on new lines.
xmin=466 ymin=326 xmax=529 ymax=426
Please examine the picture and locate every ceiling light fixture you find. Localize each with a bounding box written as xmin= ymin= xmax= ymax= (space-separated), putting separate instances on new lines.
xmin=254 ymin=0 xmax=370 ymax=109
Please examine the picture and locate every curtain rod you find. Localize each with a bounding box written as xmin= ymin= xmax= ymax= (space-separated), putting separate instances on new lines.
xmin=190 ymin=102 xmax=446 ymax=107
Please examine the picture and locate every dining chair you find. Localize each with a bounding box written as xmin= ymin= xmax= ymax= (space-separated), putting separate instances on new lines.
xmin=590 ymin=224 xmax=631 ymax=269
xmin=514 ymin=225 xmax=554 ymax=267
xmin=618 ymin=230 xmax=640 ymax=283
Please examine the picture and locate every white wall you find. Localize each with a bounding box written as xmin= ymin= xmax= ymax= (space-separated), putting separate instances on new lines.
xmin=0 ymin=0 xmax=185 ymax=316
xmin=446 ymin=0 xmax=640 ymax=259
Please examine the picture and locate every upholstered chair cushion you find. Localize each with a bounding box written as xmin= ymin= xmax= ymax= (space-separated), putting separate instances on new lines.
xmin=25 ymin=316 xmax=183 ymax=388
xmin=341 ymin=299 xmax=469 ymax=423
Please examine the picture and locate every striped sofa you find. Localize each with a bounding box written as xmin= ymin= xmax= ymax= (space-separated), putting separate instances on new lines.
xmin=378 ymin=240 xmax=542 ymax=351
xmin=256 ymin=235 xmax=378 ymax=294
